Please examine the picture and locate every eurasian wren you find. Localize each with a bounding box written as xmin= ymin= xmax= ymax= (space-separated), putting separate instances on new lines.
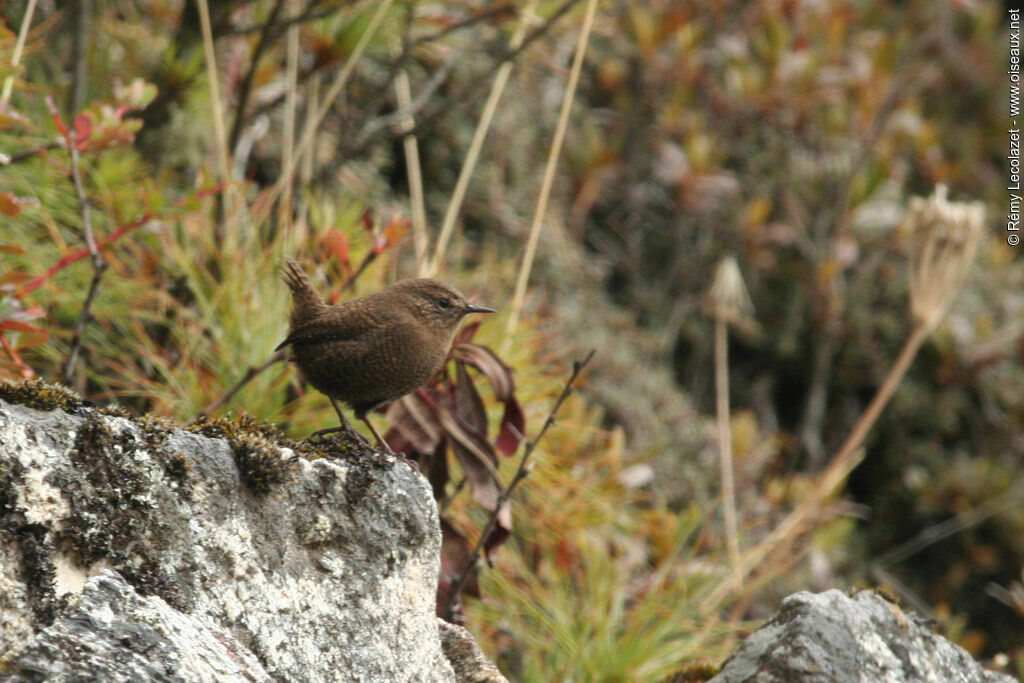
xmin=275 ymin=257 xmax=495 ymax=451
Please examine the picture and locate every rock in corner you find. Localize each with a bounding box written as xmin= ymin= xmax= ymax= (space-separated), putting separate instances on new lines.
xmin=0 ymin=393 xmax=502 ymax=682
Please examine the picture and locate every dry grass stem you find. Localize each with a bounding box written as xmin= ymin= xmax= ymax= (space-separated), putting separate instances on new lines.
xmin=503 ymin=0 xmax=599 ymax=347
xmin=195 ymin=0 xmax=232 ymax=194
xmin=0 ymin=0 xmax=37 ymax=113
xmin=394 ymin=57 xmax=428 ymax=274
xmin=272 ymin=0 xmax=394 ymax=210
xmin=426 ymin=0 xmax=539 ymax=277
xmin=699 ymin=184 xmax=984 ymax=617
xmin=707 ymin=256 xmax=752 ymax=572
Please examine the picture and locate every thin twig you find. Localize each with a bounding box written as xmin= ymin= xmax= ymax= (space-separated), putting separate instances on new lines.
xmin=440 ymin=349 xmax=595 ymax=622
xmin=195 ymin=0 xmax=232 ymax=189
xmin=440 ymin=477 xmax=467 ymax=513
xmin=1 ymin=142 xmax=62 ymax=165
xmin=62 ymin=128 xmax=109 ymax=386
xmin=190 ymin=350 xmax=287 ymax=423
xmin=413 ymin=3 xmax=516 ymax=45
xmin=228 ymin=0 xmax=287 ymax=155
xmin=17 ymin=185 xmax=225 ymax=299
xmin=223 ymin=0 xmax=356 ymax=36
xmin=503 ymin=0 xmax=598 ymax=347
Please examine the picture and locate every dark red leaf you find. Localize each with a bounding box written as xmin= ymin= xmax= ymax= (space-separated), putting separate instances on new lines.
xmin=483 ymin=503 xmax=512 ymax=564
xmin=426 ymin=438 xmax=449 ymax=501
xmin=437 ymin=517 xmax=478 ymax=616
xmin=453 ymin=342 xmax=515 ymax=402
xmin=453 ymin=320 xmax=481 ymax=345
xmin=360 ymin=209 xmax=373 ymax=231
xmin=452 ymin=360 xmax=487 ymax=439
xmin=386 ymin=392 xmax=442 ymax=454
xmin=495 ymin=398 xmax=526 ymax=456
xmin=440 ymin=405 xmax=500 ymax=512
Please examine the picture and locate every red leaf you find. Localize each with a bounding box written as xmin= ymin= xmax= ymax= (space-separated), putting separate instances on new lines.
xmin=382 ymin=216 xmax=409 ymax=248
xmin=73 ymin=113 xmax=92 ymax=147
xmin=360 ymin=209 xmax=374 ymax=231
xmin=324 ymin=228 xmax=351 ymax=270
xmin=495 ymin=398 xmax=525 ymax=456
xmin=0 ymin=321 xmax=44 ymax=334
xmin=45 ymin=96 xmax=69 ymax=142
xmin=0 ymin=270 xmax=35 ymax=287
xmin=0 ymin=192 xmax=30 ymax=217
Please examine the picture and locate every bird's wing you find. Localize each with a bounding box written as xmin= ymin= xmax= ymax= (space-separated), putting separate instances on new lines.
xmin=274 ymin=303 xmax=392 ymax=351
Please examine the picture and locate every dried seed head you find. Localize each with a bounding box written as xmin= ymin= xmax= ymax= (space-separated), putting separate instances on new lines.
xmin=906 ymin=184 xmax=984 ymax=333
xmin=706 ymin=255 xmax=754 ymax=326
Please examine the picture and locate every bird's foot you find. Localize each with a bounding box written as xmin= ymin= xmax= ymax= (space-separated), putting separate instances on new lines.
xmin=311 ymin=425 xmax=373 ymax=449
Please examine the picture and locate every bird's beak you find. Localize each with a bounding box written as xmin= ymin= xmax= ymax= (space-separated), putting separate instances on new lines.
xmin=465 ymin=304 xmax=496 ymax=314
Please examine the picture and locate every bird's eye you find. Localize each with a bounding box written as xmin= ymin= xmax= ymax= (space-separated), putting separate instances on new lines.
xmin=437 ymin=297 xmax=451 ymax=309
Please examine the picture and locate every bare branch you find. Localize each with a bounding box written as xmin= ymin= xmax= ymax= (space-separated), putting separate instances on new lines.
xmin=228 ymin=0 xmax=287 ymax=155
xmin=440 ymin=349 xmax=595 ymax=622
xmin=62 ymin=128 xmax=109 ymax=386
xmin=190 ymin=351 xmax=288 ymax=424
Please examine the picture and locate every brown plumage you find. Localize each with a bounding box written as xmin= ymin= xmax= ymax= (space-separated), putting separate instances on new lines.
xmin=276 ymin=257 xmax=495 ymax=450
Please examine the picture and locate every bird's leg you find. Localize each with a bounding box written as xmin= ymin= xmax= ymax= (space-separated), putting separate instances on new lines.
xmin=360 ymin=414 xmax=396 ymax=455
xmin=311 ymin=397 xmax=371 ymax=448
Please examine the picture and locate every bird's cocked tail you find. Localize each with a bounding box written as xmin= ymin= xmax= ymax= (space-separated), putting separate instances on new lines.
xmin=278 ymin=258 xmax=327 ymax=347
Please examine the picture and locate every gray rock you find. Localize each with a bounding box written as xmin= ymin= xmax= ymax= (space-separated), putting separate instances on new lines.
xmin=438 ymin=619 xmax=509 ymax=683
xmin=709 ymin=589 xmax=1014 ymax=683
xmin=0 ymin=396 xmax=474 ymax=681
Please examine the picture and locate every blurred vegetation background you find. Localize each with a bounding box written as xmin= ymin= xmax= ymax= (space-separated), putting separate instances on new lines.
xmin=1 ymin=0 xmax=1021 ymax=679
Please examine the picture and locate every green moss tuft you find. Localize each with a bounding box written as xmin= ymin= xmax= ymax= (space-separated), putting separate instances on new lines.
xmin=187 ymin=413 xmax=295 ymax=496
xmin=0 ymin=379 xmax=85 ymax=413
xmin=97 ymin=404 xmax=134 ymax=419
xmin=662 ymin=664 xmax=721 ymax=682
xmin=231 ymin=433 xmax=296 ymax=496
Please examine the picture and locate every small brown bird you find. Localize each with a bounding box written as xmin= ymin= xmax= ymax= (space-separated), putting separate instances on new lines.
xmin=276 ymin=257 xmax=495 ymax=451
